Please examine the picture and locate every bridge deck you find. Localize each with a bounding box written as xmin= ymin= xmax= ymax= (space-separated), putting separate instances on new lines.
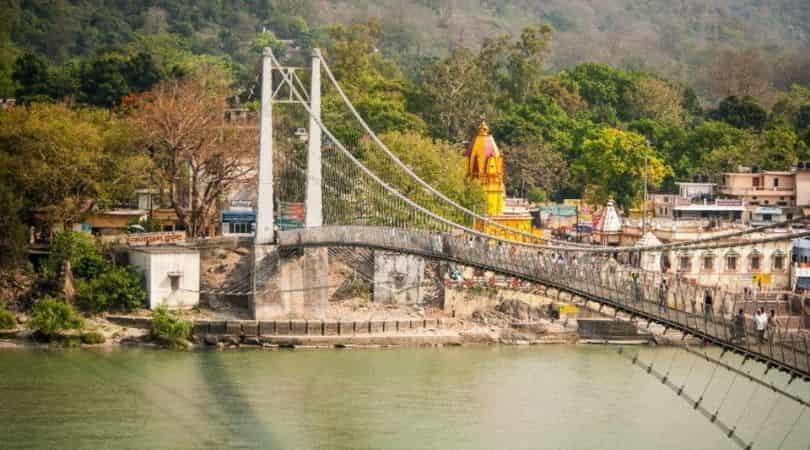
xmin=278 ymin=226 xmax=810 ymax=378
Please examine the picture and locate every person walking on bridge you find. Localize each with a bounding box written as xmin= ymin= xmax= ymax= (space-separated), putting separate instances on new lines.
xmin=657 ymin=278 xmax=668 ymax=312
xmin=732 ymin=309 xmax=746 ymax=343
xmin=767 ymin=309 xmax=781 ymax=343
xmin=754 ymin=308 xmax=767 ymax=344
xmin=703 ymin=290 xmax=713 ymax=322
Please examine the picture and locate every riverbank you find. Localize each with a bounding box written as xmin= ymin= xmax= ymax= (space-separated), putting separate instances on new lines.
xmin=0 ymin=312 xmax=696 ymax=350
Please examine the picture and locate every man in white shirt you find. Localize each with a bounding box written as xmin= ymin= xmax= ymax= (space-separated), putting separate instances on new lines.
xmin=754 ymin=308 xmax=768 ymax=343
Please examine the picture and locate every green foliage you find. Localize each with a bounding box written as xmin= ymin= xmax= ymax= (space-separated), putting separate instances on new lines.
xmin=76 ymin=266 xmax=145 ymax=313
xmin=708 ymin=96 xmax=767 ymax=131
xmin=46 ymin=232 xmax=103 ymax=279
xmin=80 ymin=331 xmax=106 ymax=344
xmin=30 ymin=297 xmax=83 ymax=339
xmin=573 ymin=128 xmax=671 ymax=211
xmin=0 ymin=181 xmax=27 ymax=267
xmin=361 ymin=131 xmax=486 ymax=222
xmin=0 ymin=103 xmax=152 ymax=225
xmin=560 ymin=63 xmax=639 ymax=123
xmin=151 ymin=306 xmax=192 ymax=349
xmin=0 ymin=307 xmax=15 ymax=330
xmin=322 ymin=22 xmax=426 ymax=149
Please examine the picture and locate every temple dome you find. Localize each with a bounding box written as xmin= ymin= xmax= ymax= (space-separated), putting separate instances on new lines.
xmin=465 ymin=121 xmax=502 ymax=178
xmin=596 ymin=200 xmax=622 ymax=234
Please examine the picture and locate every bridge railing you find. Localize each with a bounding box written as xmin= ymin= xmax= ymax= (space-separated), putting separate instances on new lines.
xmin=279 ymin=226 xmax=810 ymax=377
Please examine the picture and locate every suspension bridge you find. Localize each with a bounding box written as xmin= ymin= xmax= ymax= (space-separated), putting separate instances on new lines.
xmin=200 ymin=47 xmax=810 ymax=449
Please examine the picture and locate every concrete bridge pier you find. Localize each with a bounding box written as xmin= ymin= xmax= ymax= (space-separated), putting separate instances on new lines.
xmin=250 ymin=245 xmax=328 ymax=319
xmin=373 ymin=251 xmax=425 ymax=305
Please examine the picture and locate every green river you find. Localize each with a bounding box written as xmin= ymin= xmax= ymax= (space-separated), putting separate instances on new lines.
xmin=1 ymin=345 xmax=808 ymax=450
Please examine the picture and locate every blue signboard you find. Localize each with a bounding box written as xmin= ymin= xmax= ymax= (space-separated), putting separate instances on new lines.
xmin=222 ymin=210 xmax=256 ymax=223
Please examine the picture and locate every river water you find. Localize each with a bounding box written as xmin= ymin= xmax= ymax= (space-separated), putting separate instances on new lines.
xmin=1 ymin=345 xmax=808 ymax=450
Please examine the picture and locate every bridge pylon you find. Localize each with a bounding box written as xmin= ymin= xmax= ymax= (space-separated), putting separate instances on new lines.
xmin=251 ymin=47 xmax=328 ymax=319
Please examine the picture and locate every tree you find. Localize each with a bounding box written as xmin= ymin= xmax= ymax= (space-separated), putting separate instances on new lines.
xmin=322 ymin=22 xmax=426 ymax=149
xmin=76 ymin=266 xmax=145 ymax=312
xmin=79 ymin=51 xmax=162 ymax=107
xmin=503 ymin=25 xmax=553 ymax=103
xmin=12 ymin=53 xmax=52 ymax=102
xmin=710 ymin=49 xmax=771 ymax=103
xmin=624 ymin=77 xmax=684 ymax=124
xmin=573 ymin=128 xmax=670 ymax=211
xmin=361 ymin=131 xmax=485 ymax=221
xmin=502 ymin=137 xmax=567 ymax=200
xmin=46 ymin=231 xmax=104 ymax=280
xmin=416 ymin=47 xmax=493 ymax=142
xmin=0 ymin=182 xmax=27 ymax=267
xmin=0 ymin=103 xmax=151 ymax=226
xmin=707 ymin=96 xmax=767 ymax=131
xmin=757 ymin=126 xmax=807 ymax=170
xmin=129 ymin=69 xmax=257 ymax=237
xmin=30 ymin=297 xmax=83 ymax=339
xmin=560 ymin=63 xmax=639 ymax=124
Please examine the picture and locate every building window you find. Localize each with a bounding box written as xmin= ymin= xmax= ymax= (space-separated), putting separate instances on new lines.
xmin=774 ymin=178 xmax=779 ymax=187
xmin=169 ymin=274 xmax=180 ymax=292
xmin=703 ymin=256 xmax=714 ymax=271
xmin=774 ymin=255 xmax=785 ymax=271
xmin=726 ymin=256 xmax=737 ymax=272
xmin=229 ymin=222 xmax=251 ymax=234
xmin=750 ymin=255 xmax=760 ymax=271
xmin=679 ymin=256 xmax=691 ymax=272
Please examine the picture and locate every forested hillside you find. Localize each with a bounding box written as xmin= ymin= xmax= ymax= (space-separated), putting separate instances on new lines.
xmin=1 ymin=0 xmax=810 ymax=249
xmin=2 ymin=0 xmax=810 ymax=103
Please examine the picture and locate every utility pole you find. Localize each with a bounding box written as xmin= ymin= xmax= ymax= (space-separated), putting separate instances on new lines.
xmin=642 ymin=139 xmax=649 ymax=234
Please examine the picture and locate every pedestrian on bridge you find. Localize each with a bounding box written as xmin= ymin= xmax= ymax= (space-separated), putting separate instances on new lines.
xmin=767 ymin=309 xmax=780 ymax=342
xmin=732 ymin=309 xmax=746 ymax=343
xmin=658 ymin=278 xmax=668 ymax=312
xmin=754 ymin=308 xmax=768 ymax=343
xmin=703 ymin=290 xmax=713 ymax=321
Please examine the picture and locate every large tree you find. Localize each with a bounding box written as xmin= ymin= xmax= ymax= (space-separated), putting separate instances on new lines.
xmin=502 ymin=137 xmax=567 ymax=201
xmin=361 ymin=131 xmax=485 ymax=223
xmin=0 ymin=103 xmax=150 ymax=226
xmin=416 ymin=47 xmax=493 ymax=142
xmin=129 ymin=69 xmax=256 ymax=237
xmin=573 ymin=128 xmax=670 ymax=211
xmin=321 ymin=21 xmax=426 ymax=150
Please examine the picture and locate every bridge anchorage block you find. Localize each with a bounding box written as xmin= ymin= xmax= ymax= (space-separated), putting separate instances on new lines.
xmin=710 ymin=412 xmax=717 ymax=423
xmin=727 ymin=427 xmax=736 ymax=439
xmin=676 ymin=386 xmax=684 ymax=396
xmin=693 ymin=396 xmax=702 ymax=409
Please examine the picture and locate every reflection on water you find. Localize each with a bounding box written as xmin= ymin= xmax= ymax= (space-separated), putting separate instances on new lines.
xmin=0 ymin=345 xmax=808 ymax=450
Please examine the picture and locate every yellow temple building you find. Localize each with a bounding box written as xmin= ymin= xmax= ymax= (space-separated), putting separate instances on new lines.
xmin=465 ymin=121 xmax=542 ymax=241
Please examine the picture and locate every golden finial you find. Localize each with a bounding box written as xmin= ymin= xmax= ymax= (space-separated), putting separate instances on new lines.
xmin=477 ymin=120 xmax=490 ymax=136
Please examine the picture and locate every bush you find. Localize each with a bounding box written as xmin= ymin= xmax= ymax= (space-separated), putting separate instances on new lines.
xmin=47 ymin=231 xmax=104 ymax=279
xmin=0 ymin=307 xmax=16 ymax=329
xmin=80 ymin=331 xmax=106 ymax=344
xmin=76 ymin=266 xmax=145 ymax=313
xmin=30 ymin=297 xmax=83 ymax=339
xmin=151 ymin=306 xmax=191 ymax=349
